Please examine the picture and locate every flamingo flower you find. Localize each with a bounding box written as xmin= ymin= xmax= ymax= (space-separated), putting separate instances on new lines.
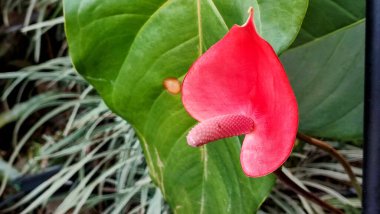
xmin=182 ymin=8 xmax=298 ymax=177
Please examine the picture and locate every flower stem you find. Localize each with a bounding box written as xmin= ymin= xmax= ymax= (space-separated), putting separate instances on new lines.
xmin=297 ymin=132 xmax=362 ymax=201
xmin=274 ymin=168 xmax=344 ymax=214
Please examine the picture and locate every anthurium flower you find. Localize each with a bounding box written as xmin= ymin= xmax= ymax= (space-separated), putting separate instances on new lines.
xmin=182 ymin=8 xmax=298 ymax=177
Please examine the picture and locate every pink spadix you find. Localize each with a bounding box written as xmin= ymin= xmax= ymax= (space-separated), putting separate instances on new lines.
xmin=182 ymin=8 xmax=298 ymax=177
xmin=187 ymin=114 xmax=254 ymax=147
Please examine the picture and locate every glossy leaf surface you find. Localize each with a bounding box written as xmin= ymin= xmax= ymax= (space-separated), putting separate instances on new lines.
xmin=64 ymin=0 xmax=307 ymax=212
xmin=281 ymin=0 xmax=364 ymax=140
xmin=292 ymin=0 xmax=365 ymax=47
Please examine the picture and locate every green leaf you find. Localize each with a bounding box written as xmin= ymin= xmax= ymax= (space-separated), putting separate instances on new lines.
xmin=64 ymin=0 xmax=307 ymax=212
xmin=292 ymin=0 xmax=365 ymax=47
xmin=282 ymin=21 xmax=364 ymax=140
xmin=281 ymin=0 xmax=365 ymax=140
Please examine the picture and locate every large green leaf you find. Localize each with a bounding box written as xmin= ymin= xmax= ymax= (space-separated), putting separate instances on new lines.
xmin=64 ymin=0 xmax=307 ymax=213
xmin=281 ymin=0 xmax=364 ymax=140
xmin=292 ymin=0 xmax=365 ymax=47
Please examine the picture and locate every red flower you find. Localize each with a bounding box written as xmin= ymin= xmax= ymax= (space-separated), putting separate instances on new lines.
xmin=182 ymin=8 xmax=298 ymax=177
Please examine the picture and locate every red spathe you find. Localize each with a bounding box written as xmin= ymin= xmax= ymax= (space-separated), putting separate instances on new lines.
xmin=182 ymin=9 xmax=298 ymax=177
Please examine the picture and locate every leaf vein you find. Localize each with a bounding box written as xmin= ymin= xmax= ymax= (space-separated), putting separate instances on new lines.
xmin=206 ymin=0 xmax=229 ymax=31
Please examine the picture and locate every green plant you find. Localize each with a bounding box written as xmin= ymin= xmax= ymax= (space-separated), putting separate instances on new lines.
xmin=64 ymin=1 xmax=311 ymax=213
xmin=0 ymin=0 xmax=365 ymax=213
xmin=63 ymin=0 xmax=365 ymax=212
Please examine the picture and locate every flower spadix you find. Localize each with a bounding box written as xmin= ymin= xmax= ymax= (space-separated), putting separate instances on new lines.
xmin=182 ymin=8 xmax=298 ymax=177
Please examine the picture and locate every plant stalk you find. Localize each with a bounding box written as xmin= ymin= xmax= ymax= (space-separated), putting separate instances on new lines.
xmin=274 ymin=168 xmax=344 ymax=214
xmin=297 ymin=132 xmax=362 ymax=201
